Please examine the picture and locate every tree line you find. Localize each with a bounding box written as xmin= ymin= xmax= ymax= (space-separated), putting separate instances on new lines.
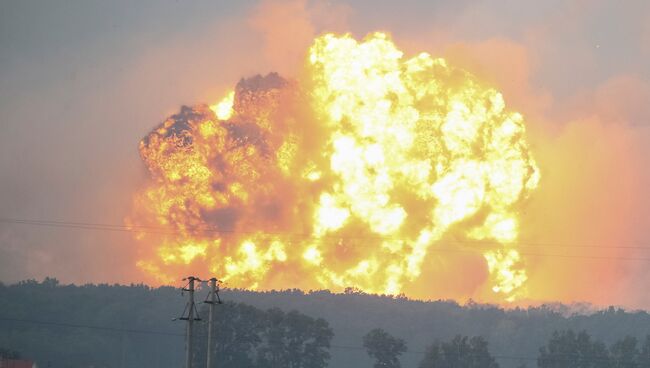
xmin=3 ymin=278 xmax=650 ymax=367
xmin=361 ymin=328 xmax=650 ymax=368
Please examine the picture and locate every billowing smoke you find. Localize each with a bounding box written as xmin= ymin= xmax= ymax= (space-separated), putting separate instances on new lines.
xmin=129 ymin=32 xmax=539 ymax=302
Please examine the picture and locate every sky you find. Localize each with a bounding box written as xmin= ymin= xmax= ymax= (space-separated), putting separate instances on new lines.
xmin=1 ymin=0 xmax=649 ymax=308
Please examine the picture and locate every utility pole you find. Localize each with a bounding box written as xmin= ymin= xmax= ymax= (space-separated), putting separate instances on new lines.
xmin=205 ymin=278 xmax=221 ymax=368
xmin=180 ymin=276 xmax=201 ymax=368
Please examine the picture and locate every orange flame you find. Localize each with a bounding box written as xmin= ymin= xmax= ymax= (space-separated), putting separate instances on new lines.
xmin=129 ymin=32 xmax=539 ymax=302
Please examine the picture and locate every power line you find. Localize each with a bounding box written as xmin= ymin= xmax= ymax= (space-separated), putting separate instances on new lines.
xmin=329 ymin=344 xmax=537 ymax=362
xmin=3 ymin=217 xmax=650 ymax=262
xmin=2 ymin=216 xmax=650 ymax=251
xmin=0 ymin=316 xmax=630 ymax=364
xmin=0 ymin=317 xmax=183 ymax=337
xmin=0 ymin=218 xmax=650 ymax=262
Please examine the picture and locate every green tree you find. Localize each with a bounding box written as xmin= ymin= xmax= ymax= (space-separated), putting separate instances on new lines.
xmin=610 ymin=336 xmax=639 ymax=368
xmin=419 ymin=335 xmax=499 ymax=368
xmin=538 ymin=330 xmax=611 ymax=368
xmin=193 ymin=302 xmax=265 ymax=368
xmin=284 ymin=310 xmax=333 ymax=368
xmin=639 ymin=335 xmax=650 ymax=367
xmin=258 ymin=308 xmax=289 ymax=368
xmin=363 ymin=328 xmax=407 ymax=368
xmin=194 ymin=303 xmax=333 ymax=368
xmin=257 ymin=308 xmax=333 ymax=368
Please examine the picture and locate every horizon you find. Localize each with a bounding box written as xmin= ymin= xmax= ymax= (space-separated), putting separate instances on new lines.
xmin=5 ymin=276 xmax=647 ymax=315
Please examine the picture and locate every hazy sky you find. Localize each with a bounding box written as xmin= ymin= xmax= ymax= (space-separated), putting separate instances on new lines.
xmin=1 ymin=0 xmax=649 ymax=308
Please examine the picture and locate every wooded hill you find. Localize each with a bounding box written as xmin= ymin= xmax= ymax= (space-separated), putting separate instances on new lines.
xmin=1 ymin=278 xmax=649 ymax=368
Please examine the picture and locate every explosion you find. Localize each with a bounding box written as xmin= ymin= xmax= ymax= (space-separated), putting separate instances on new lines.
xmin=129 ymin=32 xmax=540 ymax=302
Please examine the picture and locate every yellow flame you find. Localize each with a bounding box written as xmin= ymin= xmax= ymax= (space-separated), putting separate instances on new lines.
xmin=210 ymin=90 xmax=235 ymax=120
xmin=484 ymin=249 xmax=527 ymax=302
xmin=131 ymin=32 xmax=540 ymax=302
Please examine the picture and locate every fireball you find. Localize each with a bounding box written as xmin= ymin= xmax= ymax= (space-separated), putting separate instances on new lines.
xmin=129 ymin=32 xmax=539 ymax=302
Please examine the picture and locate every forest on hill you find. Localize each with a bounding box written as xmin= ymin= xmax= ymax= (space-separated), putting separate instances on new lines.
xmin=1 ymin=278 xmax=649 ymax=368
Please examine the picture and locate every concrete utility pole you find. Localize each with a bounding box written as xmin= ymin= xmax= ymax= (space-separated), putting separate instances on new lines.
xmin=181 ymin=276 xmax=201 ymax=368
xmin=205 ymin=278 xmax=221 ymax=368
